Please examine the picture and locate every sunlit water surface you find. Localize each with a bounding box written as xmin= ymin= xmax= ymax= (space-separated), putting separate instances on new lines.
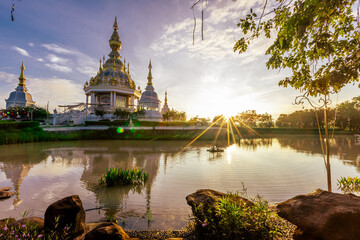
xmin=0 ymin=135 xmax=359 ymax=230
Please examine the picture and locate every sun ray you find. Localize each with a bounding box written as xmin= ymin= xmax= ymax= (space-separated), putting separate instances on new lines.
xmin=177 ymin=115 xmax=224 ymax=155
xmin=226 ymin=119 xmax=230 ymax=146
xmin=213 ymin=116 xmax=225 ymax=145
xmin=228 ymin=119 xmax=237 ymax=144
xmin=234 ymin=116 xmax=264 ymax=138
xmin=229 ymin=116 xmax=243 ymax=140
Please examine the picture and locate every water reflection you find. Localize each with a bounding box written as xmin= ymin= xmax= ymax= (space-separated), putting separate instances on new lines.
xmin=0 ymin=137 xmax=359 ymax=230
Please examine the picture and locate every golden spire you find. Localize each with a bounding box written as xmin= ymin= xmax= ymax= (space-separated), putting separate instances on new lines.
xmin=103 ymin=55 xmax=105 ymax=66
xmin=99 ymin=58 xmax=102 ymax=72
xmin=18 ymin=61 xmax=26 ymax=87
xmin=127 ymin=62 xmax=130 ymax=75
xmin=113 ymin=16 xmax=119 ymax=30
xmin=109 ymin=16 xmax=121 ymax=52
xmin=123 ymin=58 xmax=126 ymax=72
xmin=147 ymin=59 xmax=153 ymax=86
xmin=165 ymin=90 xmax=168 ymax=104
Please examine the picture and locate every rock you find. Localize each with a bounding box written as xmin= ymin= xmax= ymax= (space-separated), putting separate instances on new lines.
xmin=83 ymin=222 xmax=130 ymax=240
xmin=186 ymin=189 xmax=252 ymax=213
xmin=0 ymin=187 xmax=11 ymax=192
xmin=0 ymin=191 xmax=14 ymax=199
xmin=44 ymin=195 xmax=85 ymax=238
xmin=277 ymin=188 xmax=360 ymax=240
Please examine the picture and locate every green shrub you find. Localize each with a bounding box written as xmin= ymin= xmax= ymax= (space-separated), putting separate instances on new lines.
xmin=99 ymin=167 xmax=149 ymax=186
xmin=337 ymin=176 xmax=360 ymax=194
xmin=0 ymin=121 xmax=39 ymax=130
xmin=85 ymin=121 xmax=128 ymax=126
xmin=193 ymin=193 xmax=287 ymax=240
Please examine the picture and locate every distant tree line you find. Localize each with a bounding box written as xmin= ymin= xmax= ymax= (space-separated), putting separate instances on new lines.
xmin=276 ymin=96 xmax=360 ymax=130
xmin=212 ymin=110 xmax=274 ymax=128
xmin=162 ymin=108 xmax=186 ymax=121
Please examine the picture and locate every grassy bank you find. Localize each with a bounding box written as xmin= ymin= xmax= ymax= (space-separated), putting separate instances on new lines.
xmin=0 ymin=124 xmax=357 ymax=145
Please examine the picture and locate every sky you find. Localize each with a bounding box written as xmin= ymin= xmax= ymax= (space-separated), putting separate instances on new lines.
xmin=0 ymin=0 xmax=359 ymax=120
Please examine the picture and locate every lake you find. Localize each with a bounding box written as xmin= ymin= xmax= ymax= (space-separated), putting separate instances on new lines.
xmin=0 ymin=135 xmax=359 ymax=230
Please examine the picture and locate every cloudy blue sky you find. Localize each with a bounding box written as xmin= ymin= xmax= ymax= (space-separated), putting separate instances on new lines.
xmin=0 ymin=0 xmax=358 ymax=119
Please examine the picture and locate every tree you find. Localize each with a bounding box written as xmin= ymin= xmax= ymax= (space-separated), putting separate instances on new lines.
xmin=130 ymin=107 xmax=146 ymax=120
xmin=189 ymin=116 xmax=210 ymax=125
xmin=113 ymin=108 xmax=130 ymax=120
xmin=162 ymin=108 xmax=186 ymax=121
xmin=94 ymin=106 xmax=106 ymax=119
xmin=234 ymin=0 xmax=360 ymax=191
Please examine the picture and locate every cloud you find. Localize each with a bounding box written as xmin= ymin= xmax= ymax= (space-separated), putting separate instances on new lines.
xmin=41 ymin=43 xmax=97 ymax=76
xmin=46 ymin=54 xmax=69 ymax=65
xmin=37 ymin=58 xmax=44 ymax=62
xmin=41 ymin=44 xmax=75 ymax=55
xmin=29 ymin=42 xmax=34 ymax=47
xmin=45 ymin=63 xmax=72 ymax=73
xmin=0 ymin=71 xmax=17 ymax=84
xmin=11 ymin=46 xmax=30 ymax=57
xmin=28 ymin=77 xmax=84 ymax=107
xmin=150 ymin=0 xmax=271 ymax=63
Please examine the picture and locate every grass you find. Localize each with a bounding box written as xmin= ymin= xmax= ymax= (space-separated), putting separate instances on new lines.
xmin=192 ymin=192 xmax=288 ymax=240
xmin=337 ymin=176 xmax=360 ymax=194
xmin=0 ymin=214 xmax=70 ymax=240
xmin=99 ymin=166 xmax=149 ymax=186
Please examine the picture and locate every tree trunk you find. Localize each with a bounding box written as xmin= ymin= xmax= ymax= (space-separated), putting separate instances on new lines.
xmin=324 ymin=95 xmax=331 ymax=192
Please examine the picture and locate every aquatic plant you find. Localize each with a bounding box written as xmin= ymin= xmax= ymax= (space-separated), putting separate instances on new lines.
xmin=192 ymin=193 xmax=288 ymax=240
xmin=337 ymin=176 xmax=360 ymax=194
xmin=99 ymin=167 xmax=149 ymax=186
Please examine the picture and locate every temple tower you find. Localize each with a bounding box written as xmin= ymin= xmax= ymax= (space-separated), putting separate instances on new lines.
xmin=5 ymin=61 xmax=35 ymax=108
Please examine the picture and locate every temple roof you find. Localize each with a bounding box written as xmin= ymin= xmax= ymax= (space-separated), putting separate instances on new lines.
xmin=5 ymin=62 xmax=35 ymax=107
xmin=139 ymin=60 xmax=160 ymax=104
xmin=84 ymin=17 xmax=136 ymax=91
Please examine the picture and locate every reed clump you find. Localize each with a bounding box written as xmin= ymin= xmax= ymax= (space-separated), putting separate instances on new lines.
xmin=99 ymin=167 xmax=149 ymax=186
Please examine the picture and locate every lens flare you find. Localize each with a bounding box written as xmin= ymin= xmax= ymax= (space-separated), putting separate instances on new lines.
xmin=116 ymin=127 xmax=124 ymax=134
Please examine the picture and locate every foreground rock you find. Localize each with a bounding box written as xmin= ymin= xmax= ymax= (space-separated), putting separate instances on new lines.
xmin=186 ymin=189 xmax=252 ymax=217
xmin=83 ymin=222 xmax=130 ymax=240
xmin=0 ymin=187 xmax=15 ymax=199
xmin=277 ymin=188 xmax=360 ymax=240
xmin=44 ymin=195 xmax=85 ymax=237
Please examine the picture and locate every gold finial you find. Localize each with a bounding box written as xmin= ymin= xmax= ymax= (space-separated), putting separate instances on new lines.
xmin=20 ymin=61 xmax=25 ymax=71
xmin=127 ymin=62 xmax=130 ymax=75
xmin=99 ymin=58 xmax=103 ymax=72
xmin=18 ymin=61 xmax=26 ymax=87
xmin=165 ymin=90 xmax=168 ymax=104
xmin=113 ymin=16 xmax=119 ymax=30
xmin=124 ymin=58 xmax=126 ymax=72
xmin=147 ymin=59 xmax=153 ymax=86
xmin=103 ymin=55 xmax=105 ymax=65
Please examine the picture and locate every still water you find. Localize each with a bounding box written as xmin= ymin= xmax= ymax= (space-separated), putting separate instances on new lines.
xmin=0 ymin=135 xmax=359 ymax=230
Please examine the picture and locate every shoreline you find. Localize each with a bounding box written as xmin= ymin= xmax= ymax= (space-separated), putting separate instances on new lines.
xmin=0 ymin=124 xmax=357 ymax=145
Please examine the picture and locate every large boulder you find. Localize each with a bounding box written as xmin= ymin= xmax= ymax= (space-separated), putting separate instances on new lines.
xmin=83 ymin=222 xmax=130 ymax=240
xmin=186 ymin=189 xmax=252 ymax=210
xmin=0 ymin=187 xmax=14 ymax=199
xmin=277 ymin=188 xmax=360 ymax=240
xmin=44 ymin=195 xmax=85 ymax=238
xmin=186 ymin=189 xmax=253 ymax=221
